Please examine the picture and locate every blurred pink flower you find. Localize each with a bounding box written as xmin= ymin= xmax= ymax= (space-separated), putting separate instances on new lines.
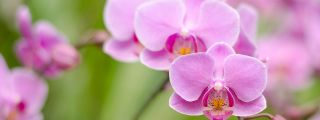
xmin=0 ymin=55 xmax=48 ymax=120
xmin=103 ymin=0 xmax=147 ymax=62
xmin=233 ymin=4 xmax=257 ymax=56
xmin=226 ymin=0 xmax=285 ymax=18
xmin=134 ymin=0 xmax=240 ymax=70
xmin=245 ymin=0 xmax=320 ymax=72
xmin=16 ymin=6 xmax=79 ymax=77
xmin=169 ymin=43 xmax=267 ymax=120
xmin=289 ymin=1 xmax=320 ymax=70
xmin=279 ymin=0 xmax=318 ymax=39
xmin=257 ymin=36 xmax=312 ymax=90
xmin=226 ymin=0 xmax=312 ymax=18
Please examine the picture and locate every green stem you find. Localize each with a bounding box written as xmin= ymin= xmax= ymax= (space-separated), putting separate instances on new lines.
xmin=133 ymin=75 xmax=169 ymax=120
xmin=74 ymin=30 xmax=109 ymax=49
xmin=238 ymin=113 xmax=274 ymax=120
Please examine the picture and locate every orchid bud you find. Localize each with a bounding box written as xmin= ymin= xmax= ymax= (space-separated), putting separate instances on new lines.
xmin=51 ymin=43 xmax=80 ymax=70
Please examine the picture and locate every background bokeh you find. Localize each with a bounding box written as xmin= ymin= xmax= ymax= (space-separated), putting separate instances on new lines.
xmin=0 ymin=0 xmax=320 ymax=120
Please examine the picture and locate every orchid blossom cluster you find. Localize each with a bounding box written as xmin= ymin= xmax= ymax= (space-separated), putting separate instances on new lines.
xmin=1 ymin=0 xmax=320 ymax=119
xmin=103 ymin=0 xmax=269 ymax=119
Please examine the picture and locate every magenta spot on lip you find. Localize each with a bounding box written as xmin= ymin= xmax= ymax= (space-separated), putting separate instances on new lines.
xmin=17 ymin=101 xmax=26 ymax=113
xmin=133 ymin=34 xmax=139 ymax=44
xmin=132 ymin=33 xmax=144 ymax=56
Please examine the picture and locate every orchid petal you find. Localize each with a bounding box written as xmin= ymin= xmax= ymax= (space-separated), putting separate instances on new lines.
xmin=192 ymin=0 xmax=240 ymax=47
xmin=224 ymin=54 xmax=267 ymax=102
xmin=11 ymin=68 xmax=48 ymax=113
xmin=134 ymin=0 xmax=185 ymax=51
xmin=104 ymin=0 xmax=147 ymax=40
xmin=170 ymin=53 xmax=214 ymax=101
xmin=169 ymin=93 xmax=203 ymax=115
xmin=103 ymin=39 xmax=140 ymax=62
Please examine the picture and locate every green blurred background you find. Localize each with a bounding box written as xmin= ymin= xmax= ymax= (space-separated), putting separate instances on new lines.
xmin=0 ymin=0 xmax=319 ymax=120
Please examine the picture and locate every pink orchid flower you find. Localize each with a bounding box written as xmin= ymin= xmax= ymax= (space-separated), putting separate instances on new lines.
xmin=103 ymin=0 xmax=147 ymax=62
xmin=169 ymin=43 xmax=267 ymax=120
xmin=227 ymin=0 xmax=295 ymax=19
xmin=227 ymin=0 xmax=282 ymax=17
xmin=16 ymin=6 xmax=79 ymax=77
xmin=257 ymin=36 xmax=312 ymax=90
xmin=0 ymin=55 xmax=48 ymax=120
xmin=292 ymin=2 xmax=320 ymax=70
xmin=134 ymin=0 xmax=240 ymax=70
xmin=256 ymin=35 xmax=312 ymax=115
xmin=233 ymin=4 xmax=257 ymax=56
xmin=253 ymin=0 xmax=320 ymax=71
xmin=280 ymin=0 xmax=317 ymax=39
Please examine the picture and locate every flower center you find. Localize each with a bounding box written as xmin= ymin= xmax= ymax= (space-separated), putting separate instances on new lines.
xmin=6 ymin=101 xmax=26 ymax=120
xmin=275 ymin=65 xmax=290 ymax=80
xmin=210 ymin=97 xmax=225 ymax=111
xmin=166 ymin=33 xmax=206 ymax=57
xmin=207 ymin=90 xmax=230 ymax=113
xmin=178 ymin=47 xmax=192 ymax=55
xmin=203 ymin=87 xmax=234 ymax=120
xmin=7 ymin=110 xmax=17 ymax=120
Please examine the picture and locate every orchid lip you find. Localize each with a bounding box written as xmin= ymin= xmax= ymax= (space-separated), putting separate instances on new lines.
xmin=165 ymin=33 xmax=206 ymax=57
xmin=7 ymin=101 xmax=27 ymax=120
xmin=202 ymin=87 xmax=234 ymax=120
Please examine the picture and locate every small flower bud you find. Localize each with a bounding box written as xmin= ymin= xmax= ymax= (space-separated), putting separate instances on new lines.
xmin=51 ymin=43 xmax=80 ymax=69
xmin=92 ymin=31 xmax=109 ymax=43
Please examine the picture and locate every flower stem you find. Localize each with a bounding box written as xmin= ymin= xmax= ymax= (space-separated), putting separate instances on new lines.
xmin=74 ymin=30 xmax=109 ymax=49
xmin=133 ymin=74 xmax=170 ymax=120
xmin=238 ymin=113 xmax=274 ymax=120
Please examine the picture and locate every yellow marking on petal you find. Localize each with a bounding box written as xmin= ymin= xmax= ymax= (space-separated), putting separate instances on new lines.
xmin=178 ymin=47 xmax=192 ymax=55
xmin=210 ymin=98 xmax=226 ymax=111
xmin=7 ymin=110 xmax=17 ymax=120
